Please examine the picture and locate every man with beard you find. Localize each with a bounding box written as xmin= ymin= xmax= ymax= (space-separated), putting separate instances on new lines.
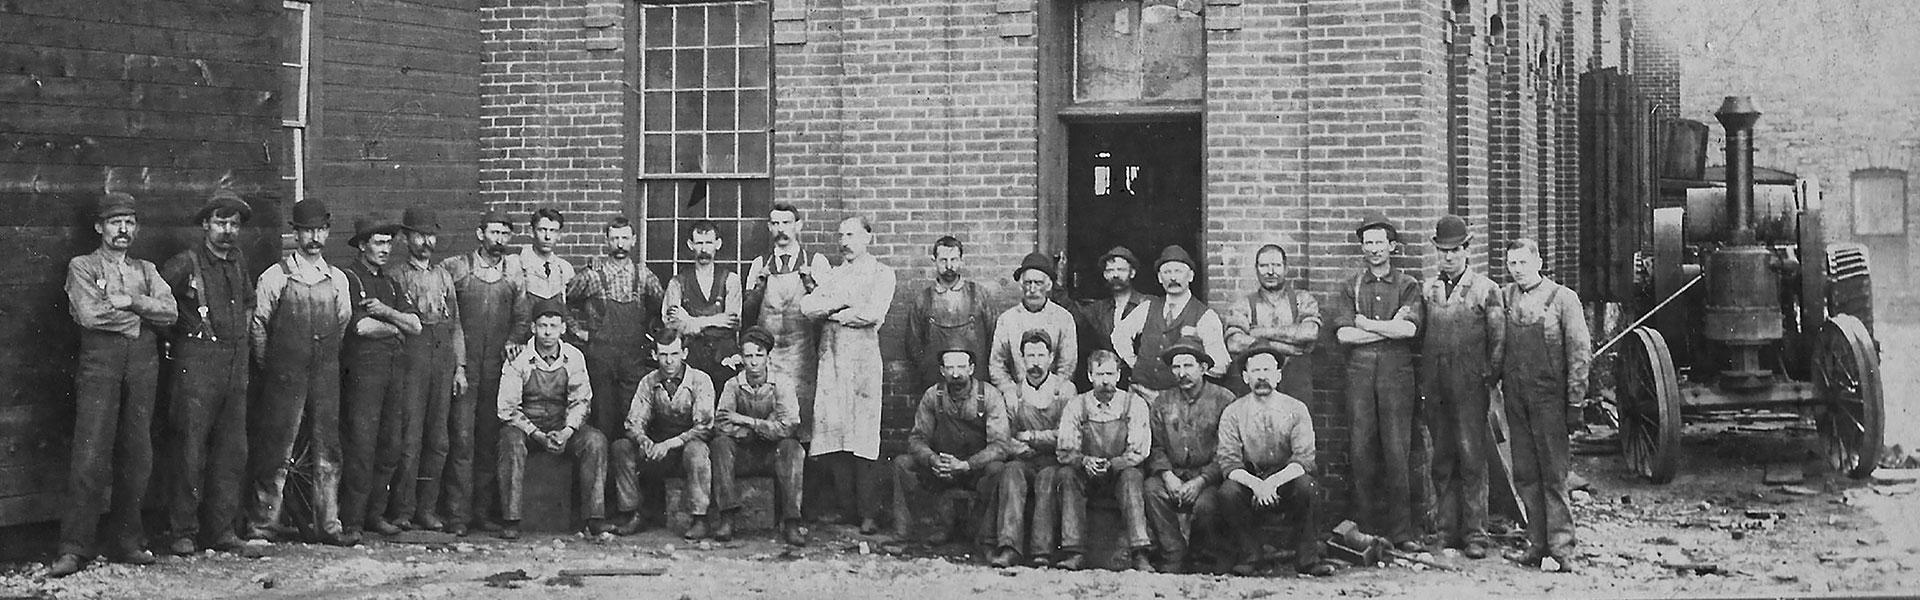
xmin=1055 ymin=350 xmax=1154 ymax=571
xmin=1223 ymin=244 xmax=1321 ymax=399
xmin=338 ymin=215 xmax=423 ymax=540
xmin=440 ymin=209 xmax=531 ymax=535
xmin=742 ymin=203 xmax=829 ymax=518
xmin=1080 ymin=247 xmax=1156 ymax=389
xmin=571 ymin=216 xmax=666 ymax=499
xmin=905 ymin=236 xmax=993 ymax=391
xmin=157 ymin=192 xmax=253 ymax=557
xmin=799 ymin=215 xmax=896 ymax=534
xmin=1497 ymin=239 xmax=1590 ymax=573
xmin=890 ymin=341 xmax=1010 ymax=549
xmin=665 ymin=220 xmax=742 ymax=384
xmin=389 ymin=208 xmax=467 ymax=533
xmin=610 ymin=329 xmax=717 ymax=539
xmin=50 ymin=193 xmax=178 ymax=577
xmin=988 ymin=253 xmax=1077 ymax=401
xmin=1143 ymin=337 xmax=1234 ymax=573
xmin=1214 ymin=346 xmax=1332 ymax=577
xmin=518 ymin=208 xmax=574 ymax=337
xmin=1111 ymin=246 xmax=1228 ymax=397
xmin=495 ymin=311 xmax=611 ymax=539
xmin=245 ymin=199 xmax=353 ymax=547
xmin=1332 ymin=213 xmax=1424 ymax=552
xmin=991 ymin=330 xmax=1075 ymax=568
xmin=1419 ymin=215 xmax=1504 ymax=559
xmin=709 ymin=328 xmax=808 ymax=546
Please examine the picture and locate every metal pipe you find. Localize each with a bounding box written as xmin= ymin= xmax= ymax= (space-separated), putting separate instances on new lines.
xmin=1715 ymin=96 xmax=1761 ymax=244
xmin=1594 ymin=273 xmax=1706 ymax=357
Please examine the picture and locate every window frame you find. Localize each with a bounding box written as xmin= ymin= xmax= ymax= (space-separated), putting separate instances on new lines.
xmin=282 ymin=0 xmax=313 ymax=205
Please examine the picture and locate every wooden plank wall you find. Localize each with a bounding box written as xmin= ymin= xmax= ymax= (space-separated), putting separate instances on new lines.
xmin=313 ymin=0 xmax=482 ymax=262
xmin=0 ymin=0 xmax=287 ymax=526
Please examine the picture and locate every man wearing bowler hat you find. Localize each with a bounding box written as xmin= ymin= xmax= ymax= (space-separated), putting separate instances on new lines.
xmin=1419 ymin=214 xmax=1505 ymax=559
xmin=49 ymin=192 xmax=178 ymax=577
xmin=1143 ymin=336 xmax=1235 ymax=573
xmin=337 ymin=214 xmax=423 ymax=540
xmin=988 ymin=252 xmax=1078 ymax=400
xmin=390 ymin=207 xmax=467 ymax=533
xmin=246 ymin=199 xmax=354 ymax=546
xmin=440 ymin=208 xmax=531 ymax=534
xmin=1332 ymin=212 xmax=1425 ymax=552
xmin=158 ymin=191 xmax=255 ymax=556
xmin=1214 ymin=344 xmax=1332 ymax=577
xmin=1111 ymin=245 xmax=1228 ymax=398
xmin=1080 ymin=246 xmax=1157 ymax=388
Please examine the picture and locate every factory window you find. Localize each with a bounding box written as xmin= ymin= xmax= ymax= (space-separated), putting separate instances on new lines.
xmin=1071 ymin=0 xmax=1203 ymax=105
xmin=281 ymin=0 xmax=313 ymax=203
xmin=1850 ymin=168 xmax=1907 ymax=236
xmin=634 ymin=1 xmax=772 ymax=278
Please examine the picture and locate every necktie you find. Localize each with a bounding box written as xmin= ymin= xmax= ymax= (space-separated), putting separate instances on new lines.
xmin=780 ymin=255 xmax=792 ymax=272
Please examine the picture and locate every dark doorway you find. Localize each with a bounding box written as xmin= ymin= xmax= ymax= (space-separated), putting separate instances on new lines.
xmin=1065 ymin=119 xmax=1204 ymax=300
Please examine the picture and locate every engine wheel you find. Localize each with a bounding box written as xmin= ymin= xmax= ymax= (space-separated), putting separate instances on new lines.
xmin=1812 ymin=314 xmax=1884 ymax=479
xmin=1617 ymin=327 xmax=1682 ymax=483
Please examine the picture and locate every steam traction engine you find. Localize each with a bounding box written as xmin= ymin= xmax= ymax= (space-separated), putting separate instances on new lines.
xmin=1609 ymin=96 xmax=1885 ymax=483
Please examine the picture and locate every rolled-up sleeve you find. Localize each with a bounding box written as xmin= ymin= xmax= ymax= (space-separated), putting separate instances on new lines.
xmin=564 ymin=348 xmax=592 ymax=430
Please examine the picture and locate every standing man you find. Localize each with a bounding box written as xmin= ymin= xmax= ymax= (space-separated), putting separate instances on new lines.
xmin=1143 ymin=338 xmax=1234 ymax=573
xmin=1080 ymin=247 xmax=1156 ymax=389
xmin=50 ymin=193 xmax=178 ymax=577
xmin=710 ymin=327 xmax=808 ymax=546
xmin=994 ymin=330 xmax=1075 ymax=568
xmin=495 ymin=311 xmax=611 ymax=539
xmin=610 ymin=330 xmax=718 ymax=540
xmin=1054 ymin=350 xmax=1154 ymax=572
xmin=743 ymin=204 xmax=829 ymax=520
xmin=441 ymin=209 xmax=531 ymax=535
xmin=1223 ymin=244 xmax=1322 ymax=399
xmin=1420 ymin=215 xmax=1505 ymax=559
xmin=338 ymin=216 xmax=422 ymax=538
xmin=158 ymin=192 xmax=253 ymax=556
xmin=573 ymin=216 xmax=666 ymax=459
xmin=905 ymin=236 xmax=994 ymax=391
xmin=1214 ymin=347 xmax=1332 ymax=577
xmin=518 ymin=208 xmax=574 ymax=336
xmin=665 ymin=220 xmax=742 ymax=384
xmin=1498 ymin=239 xmax=1591 ymax=573
xmin=391 ymin=207 xmax=466 ymax=533
xmin=1111 ymin=246 xmax=1228 ymax=397
xmin=988 ymin=253 xmax=1078 ymax=400
xmin=1332 ymin=213 xmax=1425 ymax=552
xmin=890 ymin=342 xmax=1010 ymax=550
xmin=799 ymin=215 xmax=896 ymax=534
xmin=245 ymin=199 xmax=353 ymax=547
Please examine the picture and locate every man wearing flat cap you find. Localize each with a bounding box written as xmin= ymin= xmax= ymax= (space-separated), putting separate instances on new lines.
xmin=1214 ymin=345 xmax=1331 ymax=577
xmin=1079 ymin=246 xmax=1157 ymax=388
xmin=1143 ymin=336 xmax=1235 ymax=573
xmin=337 ymin=214 xmax=423 ymax=540
xmin=988 ymin=252 xmax=1078 ymax=401
xmin=710 ymin=327 xmax=809 ymax=546
xmin=889 ymin=339 xmax=1011 ymax=549
xmin=1111 ymin=245 xmax=1228 ymax=397
xmin=1331 ymin=212 xmax=1425 ymax=552
xmin=157 ymin=191 xmax=254 ymax=557
xmin=247 ymin=199 xmax=354 ymax=546
xmin=50 ymin=193 xmax=179 ymax=577
xmin=1419 ymin=214 xmax=1505 ymax=559
xmin=439 ymin=208 xmax=531 ymax=534
xmin=390 ymin=207 xmax=467 ymax=533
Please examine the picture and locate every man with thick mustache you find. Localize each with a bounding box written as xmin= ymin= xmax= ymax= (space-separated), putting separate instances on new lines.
xmin=389 ymin=207 xmax=467 ymax=533
xmin=799 ymin=215 xmax=896 ymax=533
xmin=1054 ymin=350 xmax=1154 ymax=571
xmin=1214 ymin=346 xmax=1332 ymax=577
xmin=1111 ymin=246 xmax=1228 ymax=397
xmin=1223 ymin=244 xmax=1321 ymax=400
xmin=157 ymin=192 xmax=254 ymax=557
xmin=989 ymin=253 xmax=1078 ymax=401
xmin=1143 ymin=337 xmax=1235 ymax=573
xmin=991 ymin=329 xmax=1075 ymax=568
xmin=665 ymin=220 xmax=742 ymax=385
xmin=338 ymin=215 xmax=423 ymax=540
xmin=50 ymin=193 xmax=179 ymax=577
xmin=572 ymin=216 xmax=666 ymax=475
xmin=1078 ymin=246 xmax=1155 ymax=389
xmin=905 ymin=236 xmax=994 ymax=391
xmin=440 ymin=209 xmax=531 ymax=534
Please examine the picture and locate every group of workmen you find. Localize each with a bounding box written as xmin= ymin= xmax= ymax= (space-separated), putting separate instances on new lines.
xmin=52 ymin=189 xmax=1591 ymax=580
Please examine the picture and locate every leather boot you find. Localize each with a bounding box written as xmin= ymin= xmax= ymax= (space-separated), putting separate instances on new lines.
xmin=712 ymin=511 xmax=735 ymax=542
xmin=1129 ymin=549 xmax=1156 ymax=572
xmin=989 ymin=547 xmax=1020 ymax=568
xmin=1055 ymin=552 xmax=1085 ymax=571
xmin=167 ymin=537 xmax=198 ymax=556
xmin=498 ymin=522 xmax=521 ymax=540
xmin=47 ymin=554 xmax=85 ymax=578
xmin=782 ymin=520 xmax=810 ymax=546
xmin=616 ymin=512 xmax=648 ymax=536
xmin=683 ymin=516 xmax=711 ymax=540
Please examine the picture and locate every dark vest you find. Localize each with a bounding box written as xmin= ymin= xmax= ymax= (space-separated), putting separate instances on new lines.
xmin=1133 ymin=296 xmax=1210 ymax=390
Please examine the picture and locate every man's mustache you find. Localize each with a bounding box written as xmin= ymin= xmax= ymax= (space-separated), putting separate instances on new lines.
xmin=695 ymin=251 xmax=714 ymax=260
xmin=302 ymin=242 xmax=324 ymax=251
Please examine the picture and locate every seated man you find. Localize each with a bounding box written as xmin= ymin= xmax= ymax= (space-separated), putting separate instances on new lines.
xmin=611 ymin=329 xmax=718 ymax=539
xmin=1144 ymin=337 xmax=1234 ymax=573
xmin=994 ymin=330 xmax=1076 ymax=568
xmin=1055 ymin=350 xmax=1154 ymax=572
xmin=710 ymin=327 xmax=808 ymax=546
xmin=1214 ymin=345 xmax=1333 ymax=577
xmin=495 ymin=310 xmax=611 ymax=539
xmin=890 ymin=341 xmax=1011 ymax=547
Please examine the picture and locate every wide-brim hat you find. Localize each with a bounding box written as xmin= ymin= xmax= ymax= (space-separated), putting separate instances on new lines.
xmin=400 ymin=206 xmax=440 ymax=235
xmin=347 ymin=214 xmax=401 ymax=247
xmin=1099 ymin=245 xmax=1141 ymax=269
xmin=97 ymin=192 xmax=137 ymax=221
xmin=1012 ymin=251 xmax=1056 ymax=282
xmin=1432 ymin=214 xmax=1470 ymax=247
xmin=194 ymin=191 xmax=252 ymax=225
xmin=1236 ymin=342 xmax=1293 ymax=372
xmin=289 ymin=199 xmax=331 ymax=229
xmin=1153 ymin=245 xmax=1196 ymax=272
xmin=1157 ymin=336 xmax=1213 ymax=369
xmin=1355 ymin=211 xmax=1398 ymax=241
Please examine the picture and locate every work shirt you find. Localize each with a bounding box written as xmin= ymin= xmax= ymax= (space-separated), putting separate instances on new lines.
xmin=441 ymin=250 xmax=532 ymax=344
xmin=572 ymin=255 xmax=665 ymax=340
xmin=905 ymin=278 xmax=996 ymax=383
xmin=1501 ymin=279 xmax=1592 ymax=406
xmin=908 ymin=379 xmax=1011 ymax=468
xmin=1112 ymin=294 xmax=1229 ymax=380
xmin=716 ymin=372 xmax=799 ymax=441
xmin=67 ymin=247 xmax=178 ymax=337
xmin=1421 ymin=269 xmax=1505 ymax=373
xmin=159 ymin=244 xmax=250 ymax=342
xmin=251 ymin=253 xmax=352 ymax=356
xmin=988 ymin=301 xmax=1080 ymax=394
xmin=1146 ymin=381 xmax=1234 ymax=483
xmin=393 ymin=257 xmax=466 ymax=361
xmin=518 ymin=246 xmax=574 ymax=303
xmin=1331 ymin=267 xmax=1423 ymax=349
xmin=341 ymin=258 xmax=415 ymax=343
xmin=1222 ymin=283 xmax=1321 ymax=356
xmin=624 ymin=365 xmax=716 ymax=448
xmin=1001 ymin=373 xmax=1075 ymax=459
xmin=1056 ymin=389 xmax=1151 ymax=469
xmin=497 ymin=341 xmax=592 ymax=435
xmin=1215 ymin=393 xmax=1317 ymax=477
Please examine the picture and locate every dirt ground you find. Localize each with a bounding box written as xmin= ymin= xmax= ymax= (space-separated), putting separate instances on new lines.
xmin=4 ymin=324 xmax=1916 ymax=600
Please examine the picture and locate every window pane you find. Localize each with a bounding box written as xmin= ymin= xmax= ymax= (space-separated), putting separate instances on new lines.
xmin=643 ymin=134 xmax=674 ymax=172
xmin=645 ymin=7 xmax=674 ymax=48
xmin=642 ymin=92 xmax=673 ymax=131
xmin=739 ymin=2 xmax=770 ymax=43
xmin=705 ymin=91 xmax=737 ymax=131
xmin=705 ymin=135 xmax=737 ymax=175
xmin=675 ymin=8 xmax=705 ymax=46
xmin=281 ymin=6 xmax=307 ymax=65
xmin=706 ymin=48 xmax=738 ymax=89
xmin=280 ymin=65 xmax=304 ymax=123
xmin=644 ymin=50 xmax=674 ymax=88
xmin=675 ymin=49 xmax=705 ymax=88
xmin=706 ymin=5 xmax=737 ymax=46
xmin=674 ymin=92 xmax=703 ymax=130
xmin=738 ymin=89 xmax=769 ymax=131
xmin=674 ymin=133 xmax=704 ymax=172
xmin=737 ymin=132 xmax=767 ymax=172
xmin=739 ymin=47 xmax=769 ymax=88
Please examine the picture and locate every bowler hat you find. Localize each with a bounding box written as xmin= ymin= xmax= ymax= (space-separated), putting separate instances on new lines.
xmin=1154 ymin=245 xmax=1196 ymax=272
xmin=1099 ymin=246 xmax=1141 ymax=269
xmin=97 ymin=192 xmax=137 ymax=221
xmin=289 ymin=199 xmax=331 ymax=229
xmin=194 ymin=191 xmax=252 ymax=225
xmin=1355 ymin=211 xmax=1398 ymax=241
xmin=1432 ymin=214 xmax=1470 ymax=247
xmin=1012 ymin=251 xmax=1056 ymax=282
xmin=1236 ymin=342 xmax=1293 ymax=372
xmin=347 ymin=214 xmax=400 ymax=247
xmin=401 ymin=207 xmax=440 ymax=235
xmin=1157 ymin=336 xmax=1214 ymax=368
xmin=479 ymin=208 xmax=513 ymax=228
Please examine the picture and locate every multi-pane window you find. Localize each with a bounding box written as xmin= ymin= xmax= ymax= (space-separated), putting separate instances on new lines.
xmin=281 ymin=0 xmax=312 ymax=204
xmin=637 ymin=1 xmax=773 ymax=278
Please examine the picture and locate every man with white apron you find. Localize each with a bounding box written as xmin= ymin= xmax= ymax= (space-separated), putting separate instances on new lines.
xmin=799 ymin=216 xmax=896 ymax=534
xmin=440 ymin=209 xmax=530 ymax=535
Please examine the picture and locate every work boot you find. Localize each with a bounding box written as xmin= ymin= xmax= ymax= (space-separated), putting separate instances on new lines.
xmin=616 ymin=512 xmax=649 ymax=536
xmin=683 ymin=516 xmax=711 ymax=540
xmin=414 ymin=514 xmax=446 ymax=532
xmin=927 ymin=526 xmax=952 ymax=546
xmin=206 ymin=535 xmax=248 ymax=554
xmin=167 ymin=537 xmax=198 ymax=556
xmin=712 ymin=512 xmax=735 ymax=542
xmin=46 ymin=554 xmax=85 ymax=578
xmin=365 ymin=518 xmax=402 ymax=536
xmin=1505 ymin=547 xmax=1546 ymax=566
xmin=1129 ymin=549 xmax=1156 ymax=573
xmin=859 ymin=517 xmax=881 ymax=536
xmin=1029 ymin=553 xmax=1051 ymax=568
xmin=782 ymin=520 xmax=809 ymax=547
xmin=241 ymin=526 xmax=282 ymax=543
xmin=583 ymin=518 xmax=617 ymax=536
xmin=472 ymin=519 xmax=503 ymax=533
xmin=1055 ymin=552 xmax=1086 ymax=571
xmin=1462 ymin=539 xmax=1490 ymax=559
xmin=112 ymin=548 xmax=157 ymax=566
xmin=317 ymin=529 xmax=360 ymax=547
xmin=389 ymin=517 xmax=416 ymax=532
xmin=1297 ymin=560 xmax=1337 ymax=577
xmin=1394 ymin=539 xmax=1424 ymax=553
xmin=445 ymin=522 xmax=469 ymax=537
xmin=989 ymin=546 xmax=1020 ymax=568
xmin=497 ymin=522 xmax=521 ymax=540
